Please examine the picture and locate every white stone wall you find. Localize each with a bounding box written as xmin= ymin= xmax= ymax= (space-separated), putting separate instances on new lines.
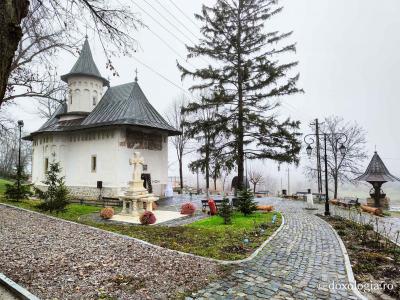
xmin=67 ymin=76 xmax=104 ymax=113
xmin=116 ymin=128 xmax=169 ymax=196
xmin=31 ymin=128 xmax=170 ymax=199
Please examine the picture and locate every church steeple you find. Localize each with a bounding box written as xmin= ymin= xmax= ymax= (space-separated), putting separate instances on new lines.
xmin=61 ymin=37 xmax=108 ymax=114
xmin=61 ymin=37 xmax=109 ymax=86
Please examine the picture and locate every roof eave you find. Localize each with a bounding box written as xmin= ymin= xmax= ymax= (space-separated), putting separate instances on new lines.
xmin=60 ymin=73 xmax=110 ymax=87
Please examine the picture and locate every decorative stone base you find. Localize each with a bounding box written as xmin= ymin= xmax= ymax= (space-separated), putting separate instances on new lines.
xmin=367 ymin=197 xmax=390 ymax=209
xmin=34 ymin=185 xmax=121 ymax=201
xmin=34 ymin=182 xmax=166 ymax=202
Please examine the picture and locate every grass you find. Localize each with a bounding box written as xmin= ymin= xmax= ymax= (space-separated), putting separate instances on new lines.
xmin=188 ymin=212 xmax=276 ymax=230
xmin=0 ymin=197 xmax=281 ymax=260
xmin=0 ymin=197 xmax=100 ymax=221
xmin=0 ymin=178 xmax=12 ymax=194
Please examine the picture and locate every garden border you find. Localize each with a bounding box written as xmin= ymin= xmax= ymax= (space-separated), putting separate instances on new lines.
xmin=322 ymin=217 xmax=368 ymax=300
xmin=0 ymin=203 xmax=285 ymax=265
xmin=0 ymin=273 xmax=39 ymax=300
xmin=0 ymin=203 xmax=284 ymax=265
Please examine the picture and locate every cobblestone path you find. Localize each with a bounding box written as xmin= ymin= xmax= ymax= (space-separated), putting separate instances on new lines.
xmin=192 ymin=199 xmax=360 ymax=300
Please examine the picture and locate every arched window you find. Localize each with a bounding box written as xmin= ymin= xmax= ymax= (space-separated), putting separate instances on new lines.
xmin=92 ymin=90 xmax=98 ymax=106
xmin=74 ymin=89 xmax=81 ymax=102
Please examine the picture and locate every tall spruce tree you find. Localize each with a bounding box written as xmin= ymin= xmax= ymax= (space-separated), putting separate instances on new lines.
xmin=178 ymin=0 xmax=302 ymax=190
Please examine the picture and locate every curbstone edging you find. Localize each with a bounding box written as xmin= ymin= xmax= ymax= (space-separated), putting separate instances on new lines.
xmin=0 ymin=273 xmax=40 ymax=300
xmin=322 ymin=218 xmax=368 ymax=300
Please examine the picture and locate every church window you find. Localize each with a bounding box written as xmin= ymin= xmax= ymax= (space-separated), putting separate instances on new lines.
xmin=91 ymin=155 xmax=97 ymax=173
xmin=44 ymin=158 xmax=49 ymax=174
xmin=93 ymin=96 xmax=97 ymax=106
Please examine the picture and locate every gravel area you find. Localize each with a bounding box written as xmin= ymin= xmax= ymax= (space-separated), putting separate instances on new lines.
xmin=0 ymin=205 xmax=220 ymax=300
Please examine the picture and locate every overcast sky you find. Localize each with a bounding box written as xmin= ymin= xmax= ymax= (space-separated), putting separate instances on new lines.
xmin=6 ymin=0 xmax=400 ymax=199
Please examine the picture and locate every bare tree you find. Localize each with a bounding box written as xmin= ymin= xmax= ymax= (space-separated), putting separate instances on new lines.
xmin=305 ymin=116 xmax=368 ymax=199
xmin=3 ymin=5 xmax=70 ymax=105
xmin=0 ymin=0 xmax=143 ymax=105
xmin=165 ymin=95 xmax=190 ymax=191
xmin=0 ymin=119 xmax=31 ymax=178
xmin=249 ymin=169 xmax=264 ymax=193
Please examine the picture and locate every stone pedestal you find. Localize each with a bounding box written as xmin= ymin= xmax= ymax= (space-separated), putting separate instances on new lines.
xmin=119 ymin=179 xmax=158 ymax=216
xmin=367 ymin=197 xmax=390 ymax=209
xmin=118 ymin=151 xmax=159 ymax=216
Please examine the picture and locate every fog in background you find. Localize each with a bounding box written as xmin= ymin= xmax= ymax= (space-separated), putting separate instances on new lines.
xmin=4 ymin=0 xmax=400 ymax=203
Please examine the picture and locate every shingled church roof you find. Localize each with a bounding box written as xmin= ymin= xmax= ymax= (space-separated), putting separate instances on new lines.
xmin=60 ymin=37 xmax=109 ymax=86
xmin=355 ymin=152 xmax=400 ymax=183
xmin=25 ymin=81 xmax=180 ymax=139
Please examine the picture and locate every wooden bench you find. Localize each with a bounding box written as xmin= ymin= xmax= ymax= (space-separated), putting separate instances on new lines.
xmin=201 ymin=199 xmax=226 ymax=211
xmin=330 ymin=197 xmax=359 ymax=208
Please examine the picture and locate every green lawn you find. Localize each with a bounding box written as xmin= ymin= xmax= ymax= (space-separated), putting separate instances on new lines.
xmin=189 ymin=212 xmax=277 ymax=230
xmin=0 ymin=198 xmax=281 ymax=260
xmin=0 ymin=178 xmax=12 ymax=194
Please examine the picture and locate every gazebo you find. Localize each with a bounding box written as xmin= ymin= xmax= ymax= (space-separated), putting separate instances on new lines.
xmin=355 ymin=151 xmax=400 ymax=208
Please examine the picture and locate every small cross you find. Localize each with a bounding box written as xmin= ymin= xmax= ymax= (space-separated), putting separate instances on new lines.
xmin=134 ymin=68 xmax=138 ymax=82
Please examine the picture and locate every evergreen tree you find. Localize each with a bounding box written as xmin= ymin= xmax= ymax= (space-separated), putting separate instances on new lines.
xmin=178 ymin=0 xmax=302 ymax=190
xmin=238 ymin=188 xmax=257 ymax=216
xmin=38 ymin=160 xmax=69 ymax=212
xmin=219 ymin=196 xmax=233 ymax=224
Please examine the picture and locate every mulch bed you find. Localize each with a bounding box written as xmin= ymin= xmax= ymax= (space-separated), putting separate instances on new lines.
xmin=319 ymin=214 xmax=400 ymax=299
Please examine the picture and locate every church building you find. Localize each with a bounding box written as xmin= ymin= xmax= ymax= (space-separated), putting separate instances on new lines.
xmin=25 ymin=38 xmax=180 ymax=199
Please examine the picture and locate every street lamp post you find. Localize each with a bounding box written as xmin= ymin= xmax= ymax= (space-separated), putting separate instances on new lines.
xmin=17 ymin=120 xmax=24 ymax=193
xmin=304 ymin=132 xmax=347 ymax=216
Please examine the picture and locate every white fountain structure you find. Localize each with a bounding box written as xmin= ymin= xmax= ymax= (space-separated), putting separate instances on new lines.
xmin=119 ymin=151 xmax=158 ymax=216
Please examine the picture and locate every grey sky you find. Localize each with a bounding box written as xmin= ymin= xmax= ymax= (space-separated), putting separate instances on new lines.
xmin=6 ymin=0 xmax=400 ymax=198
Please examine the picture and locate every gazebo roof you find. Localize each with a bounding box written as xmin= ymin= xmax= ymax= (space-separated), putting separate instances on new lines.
xmin=354 ymin=151 xmax=400 ymax=183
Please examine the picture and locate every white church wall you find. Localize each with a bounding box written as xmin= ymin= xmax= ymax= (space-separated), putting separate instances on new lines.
xmin=67 ymin=76 xmax=103 ymax=113
xmin=116 ymin=128 xmax=169 ymax=196
xmin=31 ymin=127 xmax=170 ymax=200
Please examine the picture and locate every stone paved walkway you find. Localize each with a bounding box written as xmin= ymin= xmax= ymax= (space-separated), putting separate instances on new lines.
xmin=191 ymin=199 xmax=360 ymax=300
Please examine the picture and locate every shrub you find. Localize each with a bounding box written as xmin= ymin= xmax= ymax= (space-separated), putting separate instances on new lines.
xmin=237 ymin=188 xmax=257 ymax=216
xmin=181 ymin=202 xmax=196 ymax=215
xmin=100 ymin=207 xmax=114 ymax=219
xmin=140 ymin=211 xmax=156 ymax=225
xmin=219 ymin=197 xmax=232 ymax=224
xmin=5 ymin=182 xmax=32 ymax=201
xmin=37 ymin=160 xmax=69 ymax=212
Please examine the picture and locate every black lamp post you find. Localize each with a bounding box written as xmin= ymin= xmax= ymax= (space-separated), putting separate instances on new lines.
xmin=304 ymin=132 xmax=347 ymax=216
xmin=17 ymin=120 xmax=24 ymax=193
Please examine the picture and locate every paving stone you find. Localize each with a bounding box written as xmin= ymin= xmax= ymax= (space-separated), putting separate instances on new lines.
xmin=192 ymin=199 xmax=362 ymax=299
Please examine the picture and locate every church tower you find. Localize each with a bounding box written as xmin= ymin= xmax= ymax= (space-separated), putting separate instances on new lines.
xmin=61 ymin=37 xmax=109 ymax=115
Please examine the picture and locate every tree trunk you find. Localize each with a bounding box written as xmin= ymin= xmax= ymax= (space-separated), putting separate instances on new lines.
xmin=213 ymin=173 xmax=217 ymax=191
xmin=236 ymin=0 xmax=244 ymax=192
xmin=178 ymin=155 xmax=183 ymax=192
xmin=205 ymin=134 xmax=210 ymax=195
xmin=253 ymin=183 xmax=256 ymax=193
xmin=334 ymin=175 xmax=338 ymax=199
xmin=0 ymin=0 xmax=29 ymax=104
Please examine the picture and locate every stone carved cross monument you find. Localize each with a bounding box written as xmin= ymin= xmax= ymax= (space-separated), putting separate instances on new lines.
xmin=129 ymin=152 xmax=144 ymax=182
xmin=119 ymin=151 xmax=158 ymax=216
